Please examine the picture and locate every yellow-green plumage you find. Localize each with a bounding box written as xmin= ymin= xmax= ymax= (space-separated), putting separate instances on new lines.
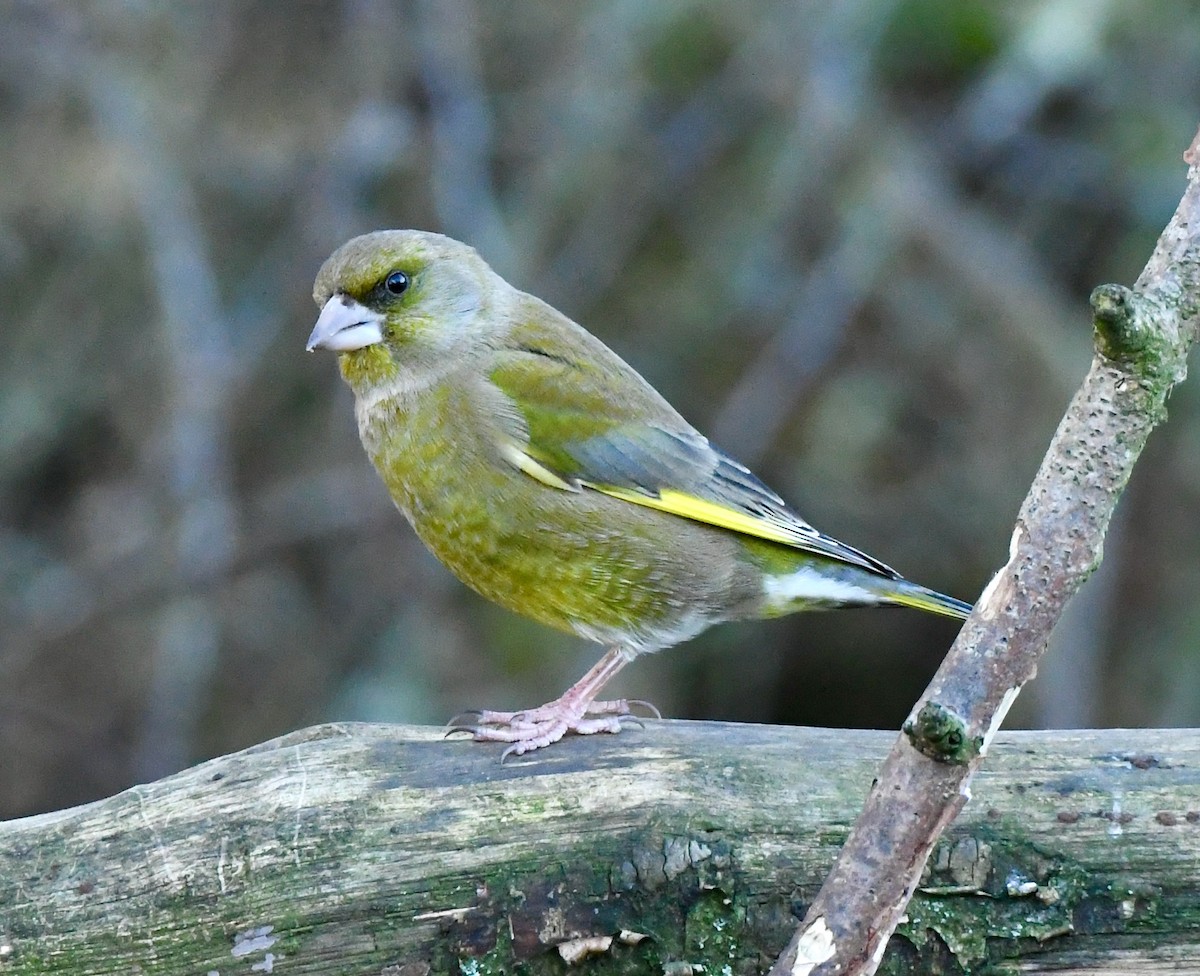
xmin=309 ymin=230 xmax=972 ymax=755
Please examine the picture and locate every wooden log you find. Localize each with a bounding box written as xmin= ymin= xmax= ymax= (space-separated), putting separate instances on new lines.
xmin=1 ymin=721 xmax=1198 ymax=974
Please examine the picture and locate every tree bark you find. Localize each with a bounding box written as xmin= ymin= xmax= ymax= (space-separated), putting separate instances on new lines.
xmin=2 ymin=721 xmax=1199 ymax=975
xmin=770 ymin=126 xmax=1200 ymax=976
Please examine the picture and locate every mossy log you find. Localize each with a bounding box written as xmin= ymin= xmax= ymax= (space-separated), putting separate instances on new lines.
xmin=1 ymin=721 xmax=1198 ymax=974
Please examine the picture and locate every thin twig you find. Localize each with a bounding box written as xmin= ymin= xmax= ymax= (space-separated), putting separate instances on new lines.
xmin=770 ymin=125 xmax=1200 ymax=976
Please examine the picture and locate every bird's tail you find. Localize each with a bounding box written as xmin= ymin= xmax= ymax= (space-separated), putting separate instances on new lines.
xmin=878 ymin=578 xmax=973 ymax=620
xmin=759 ymin=562 xmax=973 ymax=619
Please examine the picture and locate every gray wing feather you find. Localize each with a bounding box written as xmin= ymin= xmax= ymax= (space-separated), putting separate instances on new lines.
xmin=568 ymin=424 xmax=900 ymax=579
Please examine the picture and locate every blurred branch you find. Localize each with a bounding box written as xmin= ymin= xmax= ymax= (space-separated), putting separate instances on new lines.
xmin=710 ymin=204 xmax=894 ymax=460
xmin=527 ymin=11 xmax=769 ymax=310
xmin=771 ymin=127 xmax=1200 ymax=976
xmin=881 ymin=126 xmax=1086 ymax=388
xmin=954 ymin=0 xmax=1122 ymax=154
xmin=710 ymin=74 xmax=1108 ymax=741
xmin=0 ymin=464 xmax=394 ymax=676
xmin=713 ymin=28 xmax=1085 ymax=465
xmin=413 ymin=0 xmax=513 ymax=272
xmin=83 ymin=53 xmax=239 ymax=780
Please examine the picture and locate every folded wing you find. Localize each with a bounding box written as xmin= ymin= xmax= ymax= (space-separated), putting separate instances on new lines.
xmin=488 ymin=324 xmax=901 ymax=580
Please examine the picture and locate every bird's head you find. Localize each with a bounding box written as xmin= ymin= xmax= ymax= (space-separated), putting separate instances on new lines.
xmin=308 ymin=229 xmax=496 ymax=392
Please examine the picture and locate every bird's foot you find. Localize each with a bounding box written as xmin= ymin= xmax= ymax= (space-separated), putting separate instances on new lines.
xmin=448 ymin=698 xmax=659 ymax=760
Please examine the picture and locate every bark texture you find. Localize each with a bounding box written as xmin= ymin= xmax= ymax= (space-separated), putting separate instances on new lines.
xmin=2 ymin=721 xmax=1199 ymax=974
xmin=771 ymin=128 xmax=1200 ymax=976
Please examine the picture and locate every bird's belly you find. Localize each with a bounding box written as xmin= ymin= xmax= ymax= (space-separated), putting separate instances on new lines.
xmin=364 ymin=409 xmax=759 ymax=650
xmin=407 ymin=480 xmax=706 ymax=650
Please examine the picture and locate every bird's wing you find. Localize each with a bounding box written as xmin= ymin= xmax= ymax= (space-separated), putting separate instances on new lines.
xmin=488 ymin=333 xmax=899 ymax=579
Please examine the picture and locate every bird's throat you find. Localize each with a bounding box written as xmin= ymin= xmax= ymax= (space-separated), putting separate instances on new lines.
xmin=337 ymin=345 xmax=400 ymax=395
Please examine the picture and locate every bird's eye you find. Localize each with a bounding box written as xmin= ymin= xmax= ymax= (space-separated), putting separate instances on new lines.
xmin=384 ymin=270 xmax=410 ymax=295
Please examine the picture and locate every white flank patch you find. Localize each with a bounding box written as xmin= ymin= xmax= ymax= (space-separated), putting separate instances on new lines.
xmin=764 ymin=567 xmax=875 ymax=613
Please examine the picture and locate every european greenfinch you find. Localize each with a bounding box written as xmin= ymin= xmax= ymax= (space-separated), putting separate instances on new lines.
xmin=308 ymin=230 xmax=971 ymax=757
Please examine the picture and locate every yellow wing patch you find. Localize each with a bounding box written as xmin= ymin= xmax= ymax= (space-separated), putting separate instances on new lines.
xmin=501 ymin=442 xmax=907 ymax=578
xmin=499 ymin=443 xmax=803 ymax=544
xmin=589 ymin=484 xmax=812 ymax=548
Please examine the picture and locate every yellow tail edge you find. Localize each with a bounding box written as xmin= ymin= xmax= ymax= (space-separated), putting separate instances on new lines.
xmin=885 ymin=583 xmax=973 ymax=620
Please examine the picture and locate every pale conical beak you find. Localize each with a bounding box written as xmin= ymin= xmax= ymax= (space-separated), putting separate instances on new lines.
xmin=307 ymin=295 xmax=385 ymax=352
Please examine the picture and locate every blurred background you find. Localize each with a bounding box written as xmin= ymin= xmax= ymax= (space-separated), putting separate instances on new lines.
xmin=3 ymin=0 xmax=1198 ymax=818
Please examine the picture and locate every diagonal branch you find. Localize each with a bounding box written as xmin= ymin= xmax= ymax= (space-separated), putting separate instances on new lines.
xmin=770 ymin=124 xmax=1200 ymax=976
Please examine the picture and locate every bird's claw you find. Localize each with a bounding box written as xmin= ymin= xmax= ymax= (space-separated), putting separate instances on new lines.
xmin=446 ymin=697 xmax=656 ymax=759
xmin=624 ymin=699 xmax=662 ymax=720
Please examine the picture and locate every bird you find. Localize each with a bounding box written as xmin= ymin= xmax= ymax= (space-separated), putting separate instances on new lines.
xmin=307 ymin=229 xmax=972 ymax=757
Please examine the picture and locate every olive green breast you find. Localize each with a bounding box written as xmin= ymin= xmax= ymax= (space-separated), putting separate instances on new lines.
xmin=357 ymin=380 xmax=767 ymax=649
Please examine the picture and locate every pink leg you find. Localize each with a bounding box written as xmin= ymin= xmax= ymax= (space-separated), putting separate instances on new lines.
xmin=450 ymin=646 xmax=653 ymax=759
